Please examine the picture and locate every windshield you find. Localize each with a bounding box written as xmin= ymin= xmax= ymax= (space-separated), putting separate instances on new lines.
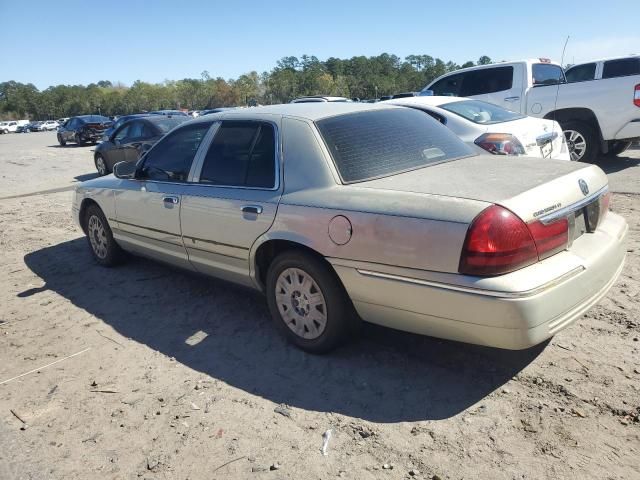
xmin=439 ymin=100 xmax=524 ymax=125
xmin=316 ymin=108 xmax=473 ymax=183
xmin=151 ymin=116 xmax=190 ymax=133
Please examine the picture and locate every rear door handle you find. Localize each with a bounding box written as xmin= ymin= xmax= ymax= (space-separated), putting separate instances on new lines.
xmin=504 ymin=96 xmax=520 ymax=102
xmin=241 ymin=205 xmax=263 ymax=215
xmin=163 ymin=196 xmax=179 ymax=205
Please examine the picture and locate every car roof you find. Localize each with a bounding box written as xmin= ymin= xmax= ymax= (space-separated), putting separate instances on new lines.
xmin=567 ymin=54 xmax=640 ymax=68
xmin=383 ymin=96 xmax=471 ymax=108
xmin=76 ymin=115 xmax=110 ymax=120
xmin=189 ymin=102 xmax=401 ymax=122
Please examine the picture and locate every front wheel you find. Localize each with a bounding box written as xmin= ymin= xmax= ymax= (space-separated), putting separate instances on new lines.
xmin=57 ymin=134 xmax=66 ymax=146
xmin=266 ymin=251 xmax=358 ymax=353
xmin=94 ymin=154 xmax=108 ymax=176
xmin=83 ymin=205 xmax=124 ymax=267
xmin=562 ymin=121 xmax=597 ymax=162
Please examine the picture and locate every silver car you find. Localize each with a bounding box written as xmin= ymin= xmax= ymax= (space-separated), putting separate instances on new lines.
xmin=72 ymin=103 xmax=627 ymax=353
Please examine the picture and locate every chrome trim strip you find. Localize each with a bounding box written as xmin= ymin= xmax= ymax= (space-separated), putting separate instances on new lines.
xmin=355 ymin=266 xmax=585 ymax=299
xmin=183 ymin=235 xmax=249 ymax=251
xmin=538 ymin=185 xmax=608 ymax=225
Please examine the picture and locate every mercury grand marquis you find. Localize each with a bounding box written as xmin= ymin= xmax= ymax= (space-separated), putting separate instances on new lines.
xmin=72 ymin=103 xmax=627 ymax=353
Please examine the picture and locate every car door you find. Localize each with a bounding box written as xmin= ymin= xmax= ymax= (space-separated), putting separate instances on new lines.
xmin=108 ymin=123 xmax=131 ymax=167
xmin=180 ymin=119 xmax=282 ymax=287
xmin=459 ymin=65 xmax=524 ymax=111
xmin=119 ymin=120 xmax=146 ymax=163
xmin=111 ymin=121 xmax=214 ymax=269
xmin=64 ymin=119 xmax=77 ymax=141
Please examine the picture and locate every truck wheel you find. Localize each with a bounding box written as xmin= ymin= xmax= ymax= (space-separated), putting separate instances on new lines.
xmin=562 ymin=122 xmax=597 ymax=162
xmin=607 ymin=140 xmax=632 ymax=157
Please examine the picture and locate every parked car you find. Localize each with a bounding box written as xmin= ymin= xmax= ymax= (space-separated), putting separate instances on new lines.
xmin=101 ymin=114 xmax=151 ymax=141
xmin=422 ymin=57 xmax=640 ymax=161
xmin=57 ymin=115 xmax=112 ymax=146
xmin=290 ymin=96 xmax=351 ymax=103
xmin=57 ymin=117 xmax=69 ymax=125
xmin=149 ymin=110 xmax=189 ymax=117
xmin=16 ymin=123 xmax=32 ymax=133
xmin=385 ymin=96 xmax=570 ymax=160
xmin=72 ymin=103 xmax=626 ymax=353
xmin=29 ymin=121 xmax=43 ymax=132
xmin=39 ymin=120 xmax=59 ymax=131
xmin=0 ymin=121 xmax=19 ymax=133
xmin=93 ymin=115 xmax=190 ymax=175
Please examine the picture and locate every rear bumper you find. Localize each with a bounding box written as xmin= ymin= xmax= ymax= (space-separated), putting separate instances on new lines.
xmin=331 ymin=212 xmax=627 ymax=350
xmin=614 ymin=119 xmax=640 ymax=140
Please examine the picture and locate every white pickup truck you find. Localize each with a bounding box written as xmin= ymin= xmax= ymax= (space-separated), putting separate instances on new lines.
xmin=422 ymin=56 xmax=640 ymax=161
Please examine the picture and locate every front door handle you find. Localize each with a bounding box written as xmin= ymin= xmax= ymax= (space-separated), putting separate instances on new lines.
xmin=241 ymin=205 xmax=263 ymax=215
xmin=504 ymin=96 xmax=520 ymax=102
xmin=163 ymin=196 xmax=179 ymax=205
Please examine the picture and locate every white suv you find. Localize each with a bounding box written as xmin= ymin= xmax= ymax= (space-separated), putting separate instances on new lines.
xmin=40 ymin=120 xmax=60 ymax=131
xmin=0 ymin=121 xmax=19 ymax=134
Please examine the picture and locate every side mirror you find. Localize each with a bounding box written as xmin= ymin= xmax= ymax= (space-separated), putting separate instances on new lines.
xmin=113 ymin=161 xmax=137 ymax=179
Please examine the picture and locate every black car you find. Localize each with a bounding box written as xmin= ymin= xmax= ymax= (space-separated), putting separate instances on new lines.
xmin=16 ymin=123 xmax=32 ymax=133
xmin=93 ymin=115 xmax=189 ymax=175
xmin=57 ymin=115 xmax=112 ymax=146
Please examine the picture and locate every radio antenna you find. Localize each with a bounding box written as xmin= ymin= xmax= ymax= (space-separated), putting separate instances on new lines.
xmin=552 ymin=36 xmax=570 ymax=156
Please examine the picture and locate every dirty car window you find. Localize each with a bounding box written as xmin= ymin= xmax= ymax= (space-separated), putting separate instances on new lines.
xmin=316 ymin=108 xmax=473 ymax=183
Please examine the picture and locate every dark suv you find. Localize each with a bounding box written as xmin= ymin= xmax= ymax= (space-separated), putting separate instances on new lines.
xmin=57 ymin=115 xmax=112 ymax=146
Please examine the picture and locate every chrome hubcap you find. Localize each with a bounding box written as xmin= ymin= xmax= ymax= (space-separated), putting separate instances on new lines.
xmin=564 ymin=130 xmax=586 ymax=161
xmin=87 ymin=215 xmax=108 ymax=259
xmin=96 ymin=157 xmax=105 ymax=175
xmin=275 ymin=268 xmax=327 ymax=339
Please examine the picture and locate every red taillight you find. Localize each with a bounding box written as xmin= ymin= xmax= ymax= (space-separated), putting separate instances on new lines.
xmin=459 ymin=205 xmax=538 ymax=275
xmin=460 ymin=205 xmax=569 ymax=276
xmin=475 ymin=133 xmax=526 ymax=155
xmin=528 ymin=217 xmax=569 ymax=260
xmin=634 ymin=84 xmax=640 ymax=108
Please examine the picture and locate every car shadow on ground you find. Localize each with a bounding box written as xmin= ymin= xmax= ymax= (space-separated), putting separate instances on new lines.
xmin=593 ymin=153 xmax=640 ymax=175
xmin=48 ymin=144 xmax=96 ymax=148
xmin=23 ymin=239 xmax=545 ymax=423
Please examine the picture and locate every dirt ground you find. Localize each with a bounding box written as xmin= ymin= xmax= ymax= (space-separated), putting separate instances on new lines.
xmin=0 ymin=132 xmax=638 ymax=480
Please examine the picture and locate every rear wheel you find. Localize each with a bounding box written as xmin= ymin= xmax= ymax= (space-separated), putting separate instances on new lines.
xmin=95 ymin=154 xmax=108 ymax=176
xmin=562 ymin=121 xmax=597 ymax=162
xmin=266 ymin=251 xmax=358 ymax=353
xmin=607 ymin=140 xmax=632 ymax=157
xmin=83 ymin=204 xmax=124 ymax=267
xmin=75 ymin=133 xmax=85 ymax=146
xmin=57 ymin=134 xmax=66 ymax=146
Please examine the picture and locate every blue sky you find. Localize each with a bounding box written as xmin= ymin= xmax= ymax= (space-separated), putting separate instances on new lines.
xmin=0 ymin=0 xmax=638 ymax=90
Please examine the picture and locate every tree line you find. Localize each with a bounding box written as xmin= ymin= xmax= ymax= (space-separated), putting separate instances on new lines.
xmin=0 ymin=54 xmax=493 ymax=120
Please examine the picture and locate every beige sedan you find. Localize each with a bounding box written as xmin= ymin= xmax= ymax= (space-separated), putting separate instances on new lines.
xmin=72 ymin=103 xmax=627 ymax=353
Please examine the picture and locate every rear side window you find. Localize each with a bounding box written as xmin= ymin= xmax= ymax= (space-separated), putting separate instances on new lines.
xmin=532 ymin=64 xmax=565 ymax=86
xmin=459 ymin=66 xmax=513 ymax=96
xmin=430 ymin=74 xmax=462 ymax=96
xmin=199 ymin=121 xmax=276 ymax=188
xmin=140 ymin=122 xmax=212 ymax=182
xmin=602 ymin=58 xmax=640 ymax=79
xmin=565 ymin=63 xmax=596 ymax=82
xmin=316 ymin=109 xmax=473 ymax=183
xmin=440 ymin=100 xmax=524 ymax=124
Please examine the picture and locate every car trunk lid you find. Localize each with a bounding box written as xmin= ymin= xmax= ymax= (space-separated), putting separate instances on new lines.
xmin=356 ymin=155 xmax=608 ymax=223
xmin=487 ymin=117 xmax=566 ymax=159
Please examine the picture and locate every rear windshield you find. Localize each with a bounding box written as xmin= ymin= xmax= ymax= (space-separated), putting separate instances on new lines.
xmin=81 ymin=115 xmax=110 ymax=123
xmin=151 ymin=116 xmax=189 ymax=133
xmin=316 ymin=108 xmax=473 ymax=183
xmin=440 ymin=99 xmax=524 ymax=124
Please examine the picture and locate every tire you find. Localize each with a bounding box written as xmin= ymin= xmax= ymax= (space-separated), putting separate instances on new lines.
xmin=83 ymin=204 xmax=124 ymax=267
xmin=562 ymin=121 xmax=597 ymax=162
xmin=94 ymin=154 xmax=108 ymax=176
xmin=266 ymin=250 xmax=359 ymax=353
xmin=75 ymin=133 xmax=85 ymax=146
xmin=57 ymin=134 xmax=66 ymax=146
xmin=607 ymin=140 xmax=632 ymax=157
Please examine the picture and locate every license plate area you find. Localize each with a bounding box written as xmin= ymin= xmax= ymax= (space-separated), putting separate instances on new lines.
xmin=570 ymin=197 xmax=600 ymax=243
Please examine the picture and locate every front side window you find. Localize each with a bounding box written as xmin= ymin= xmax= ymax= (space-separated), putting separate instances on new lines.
xmin=532 ymin=63 xmax=565 ymax=86
xmin=127 ymin=121 xmax=145 ymax=139
xmin=460 ymin=67 xmax=513 ymax=96
xmin=140 ymin=122 xmax=212 ymax=182
xmin=430 ymin=74 xmax=463 ymax=96
xmin=114 ymin=124 xmax=130 ymax=142
xmin=565 ymin=63 xmax=596 ymax=82
xmin=199 ymin=121 xmax=276 ymax=188
xmin=602 ymin=58 xmax=640 ymax=79
xmin=440 ymin=99 xmax=524 ymax=124
xmin=316 ymin=109 xmax=473 ymax=183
